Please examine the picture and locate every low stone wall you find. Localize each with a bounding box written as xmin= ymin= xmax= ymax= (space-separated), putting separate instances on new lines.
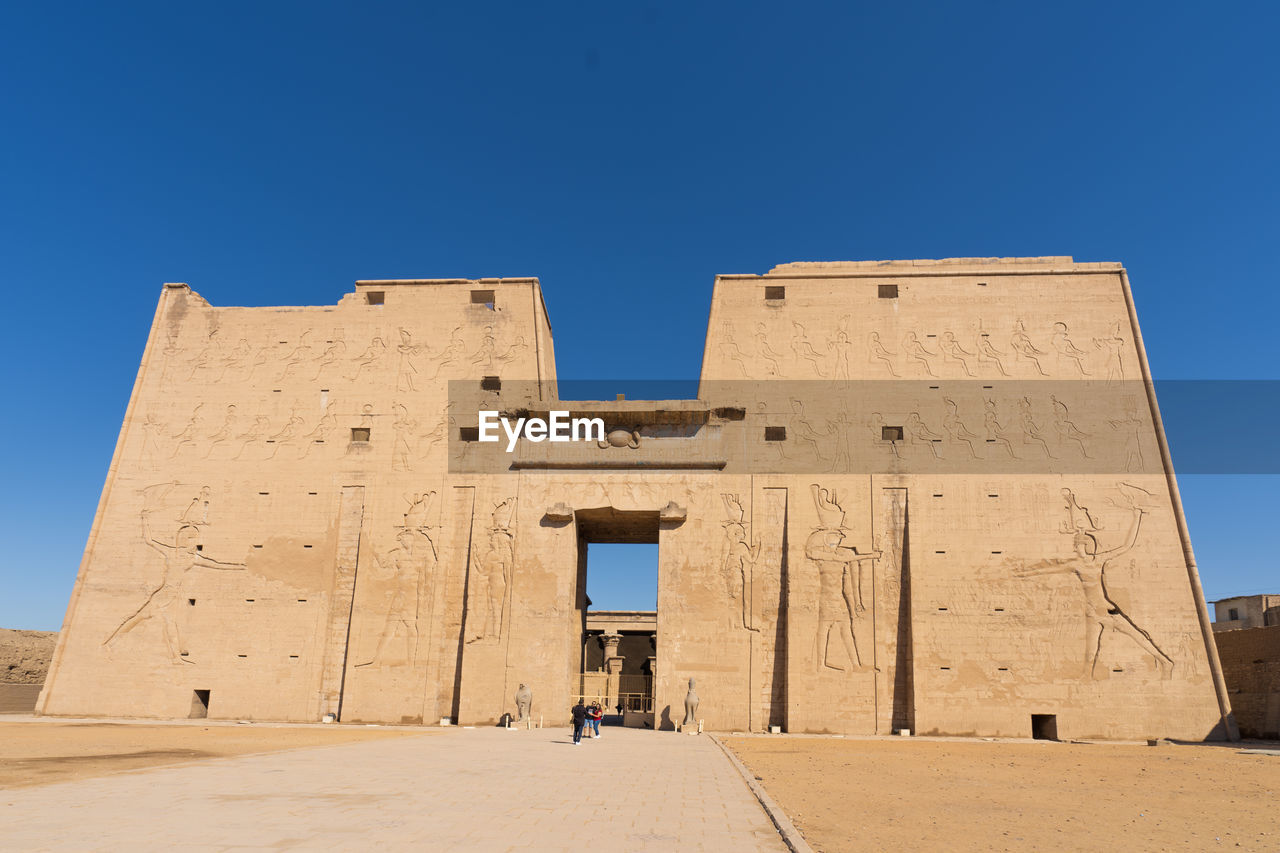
xmin=0 ymin=684 xmax=43 ymax=715
xmin=1214 ymin=624 xmax=1280 ymax=739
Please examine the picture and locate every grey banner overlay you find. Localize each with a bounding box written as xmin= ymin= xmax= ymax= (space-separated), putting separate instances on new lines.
xmin=442 ymin=380 xmax=1278 ymax=475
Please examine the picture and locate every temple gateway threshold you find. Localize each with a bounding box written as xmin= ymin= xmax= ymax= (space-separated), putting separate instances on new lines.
xmin=38 ymin=258 xmax=1237 ymax=741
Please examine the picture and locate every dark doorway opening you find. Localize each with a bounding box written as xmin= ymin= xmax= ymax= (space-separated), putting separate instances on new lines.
xmin=574 ymin=508 xmax=659 ymax=730
xmin=190 ymin=689 xmax=211 ymax=719
xmin=1031 ymin=714 xmax=1058 ymax=740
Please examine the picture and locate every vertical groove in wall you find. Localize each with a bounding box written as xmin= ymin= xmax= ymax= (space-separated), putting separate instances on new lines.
xmin=317 ymin=485 xmax=366 ymax=720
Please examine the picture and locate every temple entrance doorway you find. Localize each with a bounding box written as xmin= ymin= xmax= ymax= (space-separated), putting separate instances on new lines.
xmin=573 ymin=508 xmax=658 ymax=729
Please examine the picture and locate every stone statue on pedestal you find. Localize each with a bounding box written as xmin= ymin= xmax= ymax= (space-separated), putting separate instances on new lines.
xmin=683 ymin=677 xmax=699 ymax=727
xmin=515 ymin=683 xmax=532 ymax=721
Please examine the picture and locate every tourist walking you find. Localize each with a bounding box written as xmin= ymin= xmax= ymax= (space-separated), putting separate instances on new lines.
xmin=588 ymin=702 xmax=602 ymax=738
xmin=571 ymin=700 xmax=587 ymax=745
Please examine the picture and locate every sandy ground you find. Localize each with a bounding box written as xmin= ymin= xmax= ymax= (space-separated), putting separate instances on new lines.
xmin=726 ymin=736 xmax=1280 ymax=852
xmin=0 ymin=629 xmax=56 ymax=684
xmin=0 ymin=719 xmax=431 ymax=789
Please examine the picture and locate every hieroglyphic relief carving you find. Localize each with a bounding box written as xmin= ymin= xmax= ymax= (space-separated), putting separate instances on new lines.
xmin=939 ymin=332 xmax=974 ymax=376
xmin=983 ymin=399 xmax=1018 ymax=458
xmin=277 ymin=331 xmax=314 ymax=382
xmin=355 ymin=491 xmax=439 ymax=669
xmin=1094 ymin=321 xmax=1126 ymax=381
xmin=300 ymin=403 xmax=337 ymax=457
xmin=1050 ymin=395 xmax=1091 ymax=458
xmin=1014 ymin=485 xmax=1174 ymax=679
xmin=941 ymin=397 xmax=980 ymax=458
xmin=975 ymin=331 xmax=1009 ymax=376
xmin=266 ymin=409 xmax=305 ymax=459
xmin=140 ymin=411 xmax=165 ymax=467
xmin=718 ymin=322 xmax=749 ymax=377
xmin=1108 ymin=396 xmax=1145 ymax=473
xmin=1010 ymin=319 xmax=1047 ymax=375
xmin=312 ymin=332 xmax=346 ymax=381
xmin=754 ymin=322 xmax=783 ymax=376
xmin=1017 ymin=396 xmax=1055 ymax=458
xmin=203 ymin=405 xmax=239 ymax=459
xmin=232 ymin=412 xmax=272 ymax=461
xmin=104 ymin=483 xmax=246 ymax=663
xmin=829 ymin=316 xmax=853 ymax=379
xmin=428 ymin=327 xmax=466 ymax=379
xmin=466 ymin=497 xmax=516 ymax=644
xmin=468 ymin=324 xmax=525 ymax=372
xmin=789 ymin=399 xmax=829 ymax=465
xmin=806 ymin=484 xmax=879 ymax=673
xmin=905 ymin=412 xmax=942 ymax=459
xmin=867 ymin=332 xmax=899 ymax=377
xmin=170 ymin=405 xmax=204 ymax=458
xmin=348 ymin=335 xmax=387 ymax=381
xmin=392 ymin=402 xmax=416 ymax=471
xmin=790 ymin=321 xmax=829 ymax=377
xmin=902 ymin=332 xmax=936 ymax=377
xmin=395 ymin=329 xmax=421 ymax=392
xmin=220 ymin=338 xmax=253 ymax=382
xmin=720 ymin=494 xmax=761 ymax=632
xmin=1051 ymin=322 xmax=1090 ymax=376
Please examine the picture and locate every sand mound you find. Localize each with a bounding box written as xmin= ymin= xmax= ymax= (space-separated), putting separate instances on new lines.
xmin=0 ymin=629 xmax=58 ymax=684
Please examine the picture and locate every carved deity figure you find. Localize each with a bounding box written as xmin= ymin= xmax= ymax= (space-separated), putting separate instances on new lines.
xmin=1010 ymin=320 xmax=1047 ymax=375
xmin=1014 ymin=486 xmax=1174 ymax=679
xmin=721 ymin=494 xmax=761 ymax=631
xmin=806 ymin=485 xmax=880 ymax=673
xmin=683 ymin=678 xmax=699 ymax=727
xmin=467 ymin=497 xmax=516 ymax=643
xmin=515 ymin=683 xmax=532 ymax=721
xmin=354 ymin=526 xmax=437 ymax=668
xmin=867 ymin=332 xmax=899 ymax=377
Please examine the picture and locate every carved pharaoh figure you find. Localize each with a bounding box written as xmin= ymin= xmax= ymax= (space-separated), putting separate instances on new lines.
xmin=1014 ymin=486 xmax=1174 ymax=679
xmin=806 ymin=484 xmax=880 ymax=673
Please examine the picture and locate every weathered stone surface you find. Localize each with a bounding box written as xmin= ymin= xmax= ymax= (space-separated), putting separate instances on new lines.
xmin=38 ymin=260 xmax=1232 ymax=741
xmin=1 ymin=629 xmax=57 ymax=684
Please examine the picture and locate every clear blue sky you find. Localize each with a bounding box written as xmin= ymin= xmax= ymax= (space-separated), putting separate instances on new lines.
xmin=1 ymin=3 xmax=1276 ymax=630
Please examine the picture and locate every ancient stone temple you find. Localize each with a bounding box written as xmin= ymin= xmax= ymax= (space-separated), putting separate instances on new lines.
xmin=38 ymin=257 xmax=1237 ymax=740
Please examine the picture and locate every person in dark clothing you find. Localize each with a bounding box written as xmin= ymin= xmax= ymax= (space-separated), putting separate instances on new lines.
xmin=571 ymin=700 xmax=588 ymax=745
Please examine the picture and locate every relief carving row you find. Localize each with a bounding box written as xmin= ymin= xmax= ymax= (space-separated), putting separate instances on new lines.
xmin=721 ymin=318 xmax=1128 ymax=379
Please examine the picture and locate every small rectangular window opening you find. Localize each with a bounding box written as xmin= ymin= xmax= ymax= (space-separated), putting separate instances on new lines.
xmin=289 ymin=655 xmax=300 ymax=659
xmin=1228 ymin=608 xmax=1239 ymax=620
xmin=366 ymin=291 xmax=385 ymax=305
xmin=1031 ymin=714 xmax=1058 ymax=741
xmin=303 ymin=544 xmax=313 ymax=549
xmin=764 ymin=285 xmax=786 ymax=301
xmin=237 ymin=654 xmax=248 ymax=659
xmin=878 ymin=284 xmax=898 ymax=298
xmin=471 ymin=289 xmax=496 ymax=308
xmin=459 ymin=426 xmax=480 ymax=442
xmin=881 ymin=426 xmax=904 ymax=441
xmin=188 ymin=599 xmax=196 ymax=606
xmin=190 ymin=689 xmax=211 ymax=719
xmin=764 ymin=426 xmax=787 ymax=441
xmin=351 ymin=427 xmax=371 ymax=443
xmin=195 ymin=545 xmax=203 ymax=552
xmin=481 ymin=376 xmax=501 ymax=392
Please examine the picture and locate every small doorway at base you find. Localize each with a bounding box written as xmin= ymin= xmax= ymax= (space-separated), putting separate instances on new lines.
xmin=189 ymin=689 xmax=211 ymax=719
xmin=1031 ymin=714 xmax=1058 ymax=740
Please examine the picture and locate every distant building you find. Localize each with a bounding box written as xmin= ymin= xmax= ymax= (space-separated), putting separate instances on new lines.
xmin=1213 ymin=625 xmax=1280 ymax=739
xmin=1212 ymin=595 xmax=1280 ymax=632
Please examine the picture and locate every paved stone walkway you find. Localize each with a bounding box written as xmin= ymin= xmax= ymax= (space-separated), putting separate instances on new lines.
xmin=0 ymin=724 xmax=787 ymax=851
